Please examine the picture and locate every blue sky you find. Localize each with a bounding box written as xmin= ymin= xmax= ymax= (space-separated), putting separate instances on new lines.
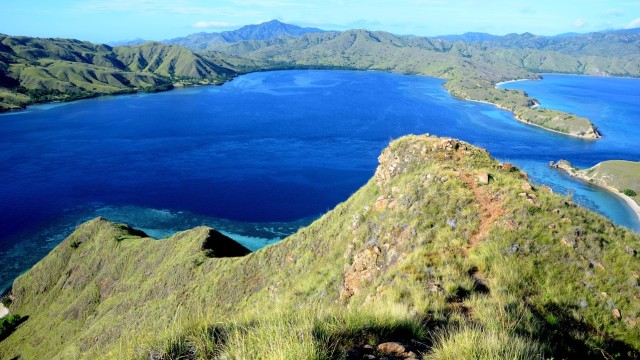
xmin=4 ymin=0 xmax=640 ymax=43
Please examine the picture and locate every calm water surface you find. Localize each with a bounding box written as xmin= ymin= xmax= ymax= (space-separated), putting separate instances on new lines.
xmin=1 ymin=70 xmax=638 ymax=292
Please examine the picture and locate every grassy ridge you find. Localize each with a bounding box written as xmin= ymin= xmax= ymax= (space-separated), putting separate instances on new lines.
xmin=2 ymin=135 xmax=639 ymax=359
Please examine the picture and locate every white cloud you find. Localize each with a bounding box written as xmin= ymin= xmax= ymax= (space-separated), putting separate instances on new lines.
xmin=193 ymin=21 xmax=236 ymax=28
xmin=606 ymin=9 xmax=623 ymax=16
xmin=573 ymin=18 xmax=587 ymax=27
xmin=624 ymin=17 xmax=640 ymax=29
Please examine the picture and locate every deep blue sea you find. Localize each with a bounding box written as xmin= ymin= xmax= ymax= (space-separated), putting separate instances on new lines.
xmin=1 ymin=70 xmax=638 ymax=292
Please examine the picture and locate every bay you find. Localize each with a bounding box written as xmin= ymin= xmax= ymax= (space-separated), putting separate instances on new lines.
xmin=1 ymin=70 xmax=638 ymax=292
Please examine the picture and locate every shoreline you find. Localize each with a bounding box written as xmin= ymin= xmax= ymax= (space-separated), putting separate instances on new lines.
xmin=459 ymin=97 xmax=598 ymax=140
xmin=581 ymin=179 xmax=640 ymax=224
xmin=550 ymin=162 xmax=640 ymax=224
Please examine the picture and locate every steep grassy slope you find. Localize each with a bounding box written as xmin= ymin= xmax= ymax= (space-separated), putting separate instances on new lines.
xmin=113 ymin=42 xmax=235 ymax=80
xmin=2 ymin=135 xmax=639 ymax=359
xmin=0 ymin=35 xmax=238 ymax=111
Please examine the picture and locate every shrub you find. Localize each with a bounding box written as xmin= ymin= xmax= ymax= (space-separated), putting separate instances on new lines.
xmin=622 ymin=189 xmax=637 ymax=197
xmin=0 ymin=314 xmax=22 ymax=340
xmin=1 ymin=295 xmax=10 ymax=308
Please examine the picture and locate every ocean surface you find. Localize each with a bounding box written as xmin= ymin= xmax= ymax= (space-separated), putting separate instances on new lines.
xmin=1 ymin=70 xmax=638 ymax=292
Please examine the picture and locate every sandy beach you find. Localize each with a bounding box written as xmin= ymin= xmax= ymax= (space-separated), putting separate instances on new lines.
xmin=0 ymin=303 xmax=8 ymax=318
xmin=495 ymin=78 xmax=534 ymax=87
xmin=460 ymin=97 xmax=595 ymax=139
xmin=601 ymin=184 xmax=640 ymax=223
xmin=550 ymin=162 xmax=640 ymax=224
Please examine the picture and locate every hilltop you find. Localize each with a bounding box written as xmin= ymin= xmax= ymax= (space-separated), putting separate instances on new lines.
xmin=2 ymin=135 xmax=639 ymax=359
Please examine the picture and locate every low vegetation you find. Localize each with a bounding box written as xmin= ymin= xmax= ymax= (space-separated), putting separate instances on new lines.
xmin=0 ymin=314 xmax=22 ymax=341
xmin=624 ymin=189 xmax=638 ymax=197
xmin=0 ymin=36 xmax=239 ymax=111
xmin=552 ymin=159 xmax=640 ymax=207
xmin=2 ymin=135 xmax=639 ymax=359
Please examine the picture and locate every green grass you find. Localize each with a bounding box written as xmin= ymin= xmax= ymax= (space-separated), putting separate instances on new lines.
xmin=2 ymin=135 xmax=639 ymax=359
xmin=0 ymin=35 xmax=239 ymax=110
xmin=427 ymin=325 xmax=544 ymax=360
xmin=575 ymin=160 xmax=640 ymax=206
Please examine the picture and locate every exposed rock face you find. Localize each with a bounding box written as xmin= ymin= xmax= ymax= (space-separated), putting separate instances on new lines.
xmin=377 ymin=341 xmax=406 ymax=354
xmin=341 ymin=246 xmax=381 ymax=300
xmin=477 ymin=173 xmax=490 ymax=184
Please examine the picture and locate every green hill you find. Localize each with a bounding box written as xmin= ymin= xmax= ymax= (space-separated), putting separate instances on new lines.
xmin=113 ymin=42 xmax=235 ymax=79
xmin=2 ymin=135 xmax=639 ymax=359
xmin=0 ymin=35 xmax=239 ymax=111
xmin=552 ymin=160 xmax=640 ymax=208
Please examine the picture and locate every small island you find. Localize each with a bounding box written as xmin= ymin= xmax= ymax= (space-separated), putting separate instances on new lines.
xmin=550 ymin=159 xmax=640 ymax=220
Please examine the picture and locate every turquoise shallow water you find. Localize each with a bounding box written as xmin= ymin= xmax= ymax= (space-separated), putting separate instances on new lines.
xmin=0 ymin=70 xmax=638 ymax=292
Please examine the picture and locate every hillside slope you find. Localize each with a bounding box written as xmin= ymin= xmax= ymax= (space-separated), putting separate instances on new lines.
xmin=2 ymin=135 xmax=639 ymax=359
xmin=552 ymin=160 xmax=640 ymax=209
xmin=0 ymin=35 xmax=238 ymax=111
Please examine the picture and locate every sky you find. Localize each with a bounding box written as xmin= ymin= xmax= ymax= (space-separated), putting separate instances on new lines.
xmin=3 ymin=0 xmax=640 ymax=43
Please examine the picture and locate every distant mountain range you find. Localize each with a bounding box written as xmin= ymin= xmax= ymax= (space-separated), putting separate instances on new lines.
xmin=164 ymin=19 xmax=326 ymax=51
xmin=437 ymin=26 xmax=640 ymax=43
xmin=108 ymin=38 xmax=148 ymax=46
